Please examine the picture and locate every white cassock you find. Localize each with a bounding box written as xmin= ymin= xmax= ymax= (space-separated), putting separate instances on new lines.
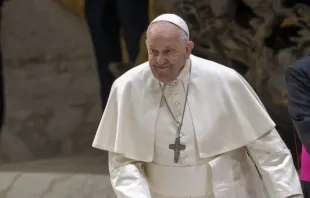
xmin=92 ymin=54 xmax=302 ymax=198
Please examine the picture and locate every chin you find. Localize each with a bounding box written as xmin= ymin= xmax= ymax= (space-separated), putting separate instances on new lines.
xmin=157 ymin=77 xmax=174 ymax=84
xmin=153 ymin=74 xmax=167 ymax=83
xmin=150 ymin=70 xmax=174 ymax=83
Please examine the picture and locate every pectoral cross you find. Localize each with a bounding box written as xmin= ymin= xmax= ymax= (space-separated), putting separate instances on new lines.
xmin=169 ymin=137 xmax=186 ymax=163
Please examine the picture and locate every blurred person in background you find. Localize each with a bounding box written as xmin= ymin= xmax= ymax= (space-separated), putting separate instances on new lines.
xmin=84 ymin=0 xmax=149 ymax=110
xmin=0 ymin=0 xmax=7 ymax=134
xmin=286 ymin=56 xmax=310 ymax=198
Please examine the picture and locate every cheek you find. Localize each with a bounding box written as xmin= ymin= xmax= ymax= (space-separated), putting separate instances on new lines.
xmin=168 ymin=56 xmax=184 ymax=65
xmin=148 ymin=55 xmax=155 ymax=63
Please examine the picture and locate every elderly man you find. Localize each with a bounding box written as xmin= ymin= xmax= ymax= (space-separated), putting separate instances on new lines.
xmin=92 ymin=14 xmax=302 ymax=198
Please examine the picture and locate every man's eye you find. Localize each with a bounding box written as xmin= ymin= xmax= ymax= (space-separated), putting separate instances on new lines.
xmin=164 ymin=50 xmax=174 ymax=54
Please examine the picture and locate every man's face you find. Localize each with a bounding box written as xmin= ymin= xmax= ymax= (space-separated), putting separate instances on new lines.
xmin=146 ymin=22 xmax=194 ymax=83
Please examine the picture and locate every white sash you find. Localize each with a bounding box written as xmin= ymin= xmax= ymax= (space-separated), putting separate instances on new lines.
xmin=145 ymin=162 xmax=213 ymax=197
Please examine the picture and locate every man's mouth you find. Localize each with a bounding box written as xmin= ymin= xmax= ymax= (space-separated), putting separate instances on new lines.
xmin=157 ymin=66 xmax=168 ymax=69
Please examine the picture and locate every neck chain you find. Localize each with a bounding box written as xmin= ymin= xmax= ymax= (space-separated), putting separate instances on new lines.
xmin=159 ymin=59 xmax=192 ymax=138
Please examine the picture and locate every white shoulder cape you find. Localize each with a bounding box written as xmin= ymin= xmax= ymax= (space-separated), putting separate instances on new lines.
xmin=92 ymin=55 xmax=275 ymax=162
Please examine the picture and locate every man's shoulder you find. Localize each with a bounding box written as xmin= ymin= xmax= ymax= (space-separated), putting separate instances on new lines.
xmin=112 ymin=61 xmax=151 ymax=90
xmin=286 ymin=56 xmax=310 ymax=82
xmin=290 ymin=56 xmax=310 ymax=74
xmin=191 ymin=55 xmax=239 ymax=82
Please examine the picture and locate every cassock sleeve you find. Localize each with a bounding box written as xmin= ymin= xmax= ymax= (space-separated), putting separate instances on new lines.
xmin=108 ymin=152 xmax=152 ymax=198
xmin=286 ymin=66 xmax=310 ymax=154
xmin=246 ymin=128 xmax=303 ymax=198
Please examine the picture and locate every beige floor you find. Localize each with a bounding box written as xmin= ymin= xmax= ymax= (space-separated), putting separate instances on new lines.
xmin=0 ymin=151 xmax=116 ymax=198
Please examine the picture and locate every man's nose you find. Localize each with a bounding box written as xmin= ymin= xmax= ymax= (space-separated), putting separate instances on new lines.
xmin=156 ymin=55 xmax=166 ymax=65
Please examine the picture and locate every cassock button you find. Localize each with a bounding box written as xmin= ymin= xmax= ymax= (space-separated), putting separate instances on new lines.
xmin=177 ymin=113 xmax=182 ymax=117
xmin=175 ymin=102 xmax=180 ymax=106
xmin=173 ymin=92 xmax=179 ymax=96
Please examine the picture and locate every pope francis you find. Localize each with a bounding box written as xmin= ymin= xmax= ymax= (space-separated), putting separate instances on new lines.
xmin=92 ymin=13 xmax=303 ymax=198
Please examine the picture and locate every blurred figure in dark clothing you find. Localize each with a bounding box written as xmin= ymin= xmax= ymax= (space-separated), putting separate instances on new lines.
xmin=286 ymin=56 xmax=310 ymax=198
xmin=0 ymin=0 xmax=6 ymax=133
xmin=84 ymin=0 xmax=149 ymax=110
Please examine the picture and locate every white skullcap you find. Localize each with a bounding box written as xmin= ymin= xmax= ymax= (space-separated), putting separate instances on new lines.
xmin=150 ymin=13 xmax=189 ymax=38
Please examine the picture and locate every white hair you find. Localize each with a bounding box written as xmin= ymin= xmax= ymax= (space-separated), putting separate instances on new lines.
xmin=146 ymin=22 xmax=189 ymax=42
xmin=179 ymin=29 xmax=189 ymax=42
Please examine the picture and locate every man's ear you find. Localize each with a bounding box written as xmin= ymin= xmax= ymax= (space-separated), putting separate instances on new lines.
xmin=186 ymin=41 xmax=194 ymax=56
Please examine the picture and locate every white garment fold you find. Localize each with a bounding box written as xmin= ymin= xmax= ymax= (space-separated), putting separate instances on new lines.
xmin=108 ymin=128 xmax=303 ymax=198
xmin=109 ymin=152 xmax=151 ymax=198
xmin=246 ymin=128 xmax=302 ymax=198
